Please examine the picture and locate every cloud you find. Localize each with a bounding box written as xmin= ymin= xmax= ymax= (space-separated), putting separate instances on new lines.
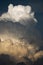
xmin=0 ymin=4 xmax=42 ymax=50
xmin=0 ymin=4 xmax=43 ymax=65
xmin=0 ymin=38 xmax=43 ymax=64
xmin=0 ymin=39 xmax=39 ymax=61
xmin=0 ymin=39 xmax=43 ymax=65
xmin=34 ymin=51 xmax=43 ymax=61
xmin=0 ymin=4 xmax=37 ymax=25
xmin=0 ymin=4 xmax=42 ymax=47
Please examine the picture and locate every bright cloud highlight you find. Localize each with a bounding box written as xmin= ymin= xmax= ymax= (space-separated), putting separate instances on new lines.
xmin=0 ymin=4 xmax=37 ymax=25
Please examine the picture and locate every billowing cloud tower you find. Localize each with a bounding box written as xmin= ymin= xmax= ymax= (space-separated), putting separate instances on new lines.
xmin=0 ymin=4 xmax=43 ymax=65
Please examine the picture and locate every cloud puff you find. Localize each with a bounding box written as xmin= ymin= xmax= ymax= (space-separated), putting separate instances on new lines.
xmin=0 ymin=39 xmax=39 ymax=60
xmin=0 ymin=39 xmax=43 ymax=63
xmin=0 ymin=4 xmax=37 ymax=25
xmin=34 ymin=51 xmax=43 ymax=60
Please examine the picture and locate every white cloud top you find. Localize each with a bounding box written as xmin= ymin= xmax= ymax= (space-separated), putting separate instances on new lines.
xmin=0 ymin=4 xmax=37 ymax=25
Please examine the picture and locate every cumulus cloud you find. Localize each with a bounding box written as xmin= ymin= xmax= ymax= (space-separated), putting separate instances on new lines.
xmin=0 ymin=4 xmax=37 ymax=25
xmin=34 ymin=51 xmax=43 ymax=60
xmin=0 ymin=39 xmax=39 ymax=60
xmin=0 ymin=4 xmax=42 ymax=47
xmin=0 ymin=39 xmax=43 ymax=63
xmin=0 ymin=4 xmax=42 ymax=58
xmin=0 ymin=4 xmax=43 ymax=65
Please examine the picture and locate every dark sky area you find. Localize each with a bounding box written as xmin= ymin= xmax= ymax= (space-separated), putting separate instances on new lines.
xmin=0 ymin=0 xmax=43 ymax=39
